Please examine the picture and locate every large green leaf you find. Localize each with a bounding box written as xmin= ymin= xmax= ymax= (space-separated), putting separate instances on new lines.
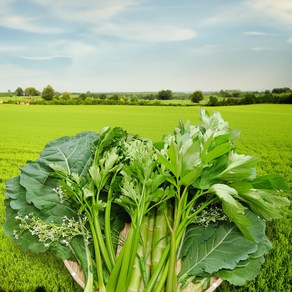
xmin=180 ymin=222 xmax=257 ymax=278
xmin=202 ymin=142 xmax=231 ymax=165
xmin=4 ymin=132 xmax=99 ymax=257
xmin=216 ymin=256 xmax=265 ymax=286
xmin=19 ymin=131 xmax=98 ymax=211
xmin=5 ymin=176 xmax=35 ymax=214
xmin=4 ymin=176 xmax=45 ymax=252
xmin=251 ymin=173 xmax=289 ymax=191
xmin=238 ymin=189 xmax=290 ymax=220
xmin=231 ymin=180 xmax=290 ymax=221
xmin=40 ymin=131 xmax=99 ymax=182
xmin=193 ymin=154 xmax=228 ymax=190
xmin=209 ymin=184 xmax=253 ymax=240
xmin=215 ymin=232 xmax=271 ymax=285
xmin=220 ymin=152 xmax=259 ymax=181
xmin=179 ymin=224 xmax=217 ymax=258
xmin=180 ymin=210 xmax=271 ymax=285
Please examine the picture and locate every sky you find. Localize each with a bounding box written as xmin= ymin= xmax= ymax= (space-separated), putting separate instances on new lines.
xmin=0 ymin=0 xmax=292 ymax=93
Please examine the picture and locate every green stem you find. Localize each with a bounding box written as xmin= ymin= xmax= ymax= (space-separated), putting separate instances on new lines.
xmin=87 ymin=214 xmax=105 ymax=291
xmin=126 ymin=217 xmax=143 ymax=286
xmin=167 ymin=230 xmax=177 ymax=292
xmin=145 ymin=244 xmax=170 ymax=292
xmin=127 ymin=255 xmax=142 ymax=292
xmin=104 ymin=184 xmax=116 ymax=267
xmin=166 ymin=186 xmax=188 ymax=292
xmin=115 ymin=226 xmax=135 ymax=292
xmin=151 ymin=205 xmax=168 ymax=274
xmin=154 ymin=222 xmax=186 ymax=291
xmin=145 ymin=203 xmax=173 ymax=292
xmin=91 ymin=188 xmax=113 ymax=273
xmin=83 ymin=251 xmax=95 ymax=292
xmin=144 ymin=213 xmax=155 ymax=284
xmin=106 ymin=240 xmax=126 ymax=291
xmin=128 ymin=214 xmax=150 ymax=291
xmin=93 ymin=211 xmax=113 ymax=272
xmin=153 ymin=260 xmax=169 ymax=292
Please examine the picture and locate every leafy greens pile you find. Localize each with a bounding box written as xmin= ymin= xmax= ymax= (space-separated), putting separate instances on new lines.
xmin=4 ymin=109 xmax=290 ymax=292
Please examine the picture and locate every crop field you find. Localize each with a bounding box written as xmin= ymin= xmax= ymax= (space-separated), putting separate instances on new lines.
xmin=0 ymin=104 xmax=291 ymax=291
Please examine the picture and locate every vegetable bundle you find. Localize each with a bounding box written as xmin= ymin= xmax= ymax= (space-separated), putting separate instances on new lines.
xmin=4 ymin=109 xmax=289 ymax=292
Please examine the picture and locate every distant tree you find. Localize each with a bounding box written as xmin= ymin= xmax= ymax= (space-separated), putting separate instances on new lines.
xmin=130 ymin=95 xmax=138 ymax=102
xmin=79 ymin=93 xmax=87 ymax=100
xmin=62 ymin=92 xmax=71 ymax=100
xmin=157 ymin=89 xmax=173 ymax=100
xmin=242 ymin=93 xmax=256 ymax=104
xmin=25 ymin=87 xmax=39 ymax=96
xmin=272 ymin=87 xmax=291 ymax=94
xmin=110 ymin=94 xmax=119 ymax=101
xmin=278 ymin=92 xmax=292 ymax=104
xmin=142 ymin=93 xmax=156 ymax=100
xmin=189 ymin=90 xmax=204 ymax=103
xmin=15 ymin=87 xmax=24 ymax=96
xmin=207 ymin=96 xmax=219 ymax=106
xmin=42 ymin=85 xmax=55 ymax=100
xmin=97 ymin=93 xmax=107 ymax=99
xmin=232 ymin=90 xmax=241 ymax=98
xmin=219 ymin=90 xmax=230 ymax=98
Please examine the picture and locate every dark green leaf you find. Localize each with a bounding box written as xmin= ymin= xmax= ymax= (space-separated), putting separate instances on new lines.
xmin=216 ymin=256 xmax=265 ymax=286
xmin=180 ymin=167 xmax=202 ymax=187
xmin=180 ymin=222 xmax=257 ymax=277
xmin=203 ymin=142 xmax=231 ymax=165
xmin=239 ymin=190 xmax=290 ymax=220
xmin=180 ymin=224 xmax=217 ymax=258
xmin=42 ymin=131 xmax=99 ymax=183
xmin=156 ymin=152 xmax=176 ymax=178
xmin=252 ymin=174 xmax=289 ymax=191
xmin=192 ymin=154 xmax=228 ymax=190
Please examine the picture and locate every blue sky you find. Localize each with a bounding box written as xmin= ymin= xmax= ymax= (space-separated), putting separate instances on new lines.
xmin=0 ymin=0 xmax=292 ymax=93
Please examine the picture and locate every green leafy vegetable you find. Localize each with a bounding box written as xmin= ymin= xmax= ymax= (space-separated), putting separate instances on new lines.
xmin=4 ymin=108 xmax=289 ymax=292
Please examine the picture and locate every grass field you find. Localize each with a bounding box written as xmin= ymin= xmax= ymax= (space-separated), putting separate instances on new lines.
xmin=0 ymin=104 xmax=291 ymax=291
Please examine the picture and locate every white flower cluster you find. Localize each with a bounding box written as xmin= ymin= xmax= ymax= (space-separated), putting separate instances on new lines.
xmin=192 ymin=205 xmax=228 ymax=227
xmin=13 ymin=214 xmax=91 ymax=247
xmin=52 ymin=186 xmax=68 ymax=203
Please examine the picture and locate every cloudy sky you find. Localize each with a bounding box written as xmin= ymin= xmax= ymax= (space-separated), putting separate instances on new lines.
xmin=0 ymin=0 xmax=292 ymax=93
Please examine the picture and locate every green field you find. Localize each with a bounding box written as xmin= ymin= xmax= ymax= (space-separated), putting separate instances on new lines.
xmin=0 ymin=104 xmax=291 ymax=291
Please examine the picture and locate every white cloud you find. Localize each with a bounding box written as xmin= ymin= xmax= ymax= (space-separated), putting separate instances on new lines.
xmin=0 ymin=0 xmax=138 ymax=34
xmin=244 ymin=31 xmax=267 ymax=36
xmin=21 ymin=56 xmax=67 ymax=61
xmin=188 ymin=44 xmax=223 ymax=56
xmin=250 ymin=47 xmax=275 ymax=52
xmin=287 ymin=37 xmax=292 ymax=43
xmin=96 ymin=22 xmax=196 ymax=42
xmin=246 ymin=0 xmax=292 ymax=25
xmin=52 ymin=41 xmax=96 ymax=58
xmin=203 ymin=3 xmax=249 ymax=27
xmin=0 ymin=15 xmax=65 ymax=34
xmin=31 ymin=0 xmax=137 ymax=23
xmin=0 ymin=44 xmax=26 ymax=52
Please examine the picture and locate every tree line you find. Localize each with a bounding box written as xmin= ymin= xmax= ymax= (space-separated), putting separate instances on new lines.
xmin=206 ymin=88 xmax=292 ymax=106
xmin=2 ymin=85 xmax=292 ymax=105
